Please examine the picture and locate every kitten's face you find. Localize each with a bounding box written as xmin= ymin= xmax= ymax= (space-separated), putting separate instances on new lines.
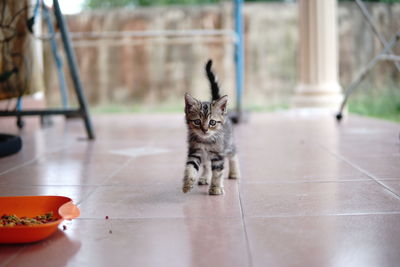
xmin=185 ymin=93 xmax=228 ymax=139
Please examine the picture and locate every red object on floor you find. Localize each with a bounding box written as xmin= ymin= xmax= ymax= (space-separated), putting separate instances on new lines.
xmin=0 ymin=196 xmax=79 ymax=244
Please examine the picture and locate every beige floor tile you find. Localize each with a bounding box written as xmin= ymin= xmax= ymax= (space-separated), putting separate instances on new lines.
xmin=246 ymin=214 xmax=400 ymax=267
xmin=79 ymin=181 xmax=241 ymax=219
xmin=240 ymin=181 xmax=400 ymax=217
xmin=4 ymin=218 xmax=249 ymax=267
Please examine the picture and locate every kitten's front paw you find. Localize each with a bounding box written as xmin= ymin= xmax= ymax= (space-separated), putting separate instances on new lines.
xmin=198 ymin=177 xmax=209 ymax=185
xmin=228 ymin=173 xmax=240 ymax=180
xmin=182 ymin=177 xmax=195 ymax=193
xmin=209 ymin=185 xmax=224 ymax=195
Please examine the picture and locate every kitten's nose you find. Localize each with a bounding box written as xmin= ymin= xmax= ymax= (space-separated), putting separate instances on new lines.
xmin=202 ymin=128 xmax=208 ymax=134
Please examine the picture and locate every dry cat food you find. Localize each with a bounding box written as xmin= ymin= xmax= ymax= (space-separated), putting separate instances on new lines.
xmin=0 ymin=212 xmax=58 ymax=227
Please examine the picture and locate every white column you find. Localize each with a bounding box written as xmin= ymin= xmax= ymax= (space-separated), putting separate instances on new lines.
xmin=292 ymin=0 xmax=343 ymax=110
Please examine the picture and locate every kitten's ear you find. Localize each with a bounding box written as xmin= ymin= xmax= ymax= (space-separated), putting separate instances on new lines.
xmin=185 ymin=93 xmax=198 ymax=113
xmin=213 ymin=95 xmax=228 ymax=114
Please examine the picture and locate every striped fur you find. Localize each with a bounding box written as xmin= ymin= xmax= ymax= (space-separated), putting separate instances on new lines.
xmin=182 ymin=60 xmax=241 ymax=195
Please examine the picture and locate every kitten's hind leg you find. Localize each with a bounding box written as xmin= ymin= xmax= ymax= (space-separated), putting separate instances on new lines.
xmin=228 ymin=154 xmax=241 ymax=179
xmin=198 ymin=160 xmax=211 ymax=185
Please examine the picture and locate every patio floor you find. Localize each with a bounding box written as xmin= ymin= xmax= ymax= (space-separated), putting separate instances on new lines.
xmin=0 ymin=112 xmax=400 ymax=267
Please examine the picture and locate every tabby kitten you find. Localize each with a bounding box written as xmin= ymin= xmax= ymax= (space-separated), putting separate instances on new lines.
xmin=182 ymin=59 xmax=240 ymax=195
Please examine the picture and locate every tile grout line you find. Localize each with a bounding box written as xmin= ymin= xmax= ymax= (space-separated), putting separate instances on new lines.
xmin=243 ymin=211 xmax=400 ymax=219
xmin=63 ymin=210 xmax=400 ymax=221
xmin=75 ymin=157 xmax=135 ymax=206
xmin=74 ymin=215 xmax=243 ymax=220
xmin=7 ymin=178 xmax=400 ymax=187
xmin=1 ymin=246 xmax=26 ymax=267
xmin=236 ymin=182 xmax=254 ymax=267
xmin=239 ymin=179 xmax=384 ymax=184
xmin=319 ymin=144 xmax=400 ymax=201
xmin=0 ymin=158 xmax=37 ymax=177
xmin=0 ymin=145 xmax=69 ymax=177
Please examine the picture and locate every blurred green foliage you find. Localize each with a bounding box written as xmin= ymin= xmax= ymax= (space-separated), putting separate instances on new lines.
xmin=348 ymin=85 xmax=400 ymax=123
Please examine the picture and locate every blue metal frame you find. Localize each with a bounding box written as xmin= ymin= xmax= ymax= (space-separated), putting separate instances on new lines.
xmin=234 ymin=0 xmax=245 ymax=115
xmin=43 ymin=2 xmax=69 ymax=108
xmin=3 ymin=0 xmax=95 ymax=139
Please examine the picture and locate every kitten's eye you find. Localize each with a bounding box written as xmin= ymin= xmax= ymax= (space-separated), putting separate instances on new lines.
xmin=209 ymin=120 xmax=216 ymax=126
xmin=193 ymin=119 xmax=201 ymax=126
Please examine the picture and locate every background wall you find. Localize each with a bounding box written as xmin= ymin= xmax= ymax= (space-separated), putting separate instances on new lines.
xmin=43 ymin=2 xmax=400 ymax=110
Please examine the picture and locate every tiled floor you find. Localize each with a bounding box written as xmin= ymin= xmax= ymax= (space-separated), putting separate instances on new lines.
xmin=0 ymin=112 xmax=399 ymax=267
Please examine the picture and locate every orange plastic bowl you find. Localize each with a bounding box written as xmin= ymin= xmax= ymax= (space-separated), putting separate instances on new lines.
xmin=0 ymin=196 xmax=80 ymax=244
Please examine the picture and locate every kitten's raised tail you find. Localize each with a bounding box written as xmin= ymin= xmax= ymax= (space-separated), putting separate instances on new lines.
xmin=205 ymin=59 xmax=221 ymax=101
